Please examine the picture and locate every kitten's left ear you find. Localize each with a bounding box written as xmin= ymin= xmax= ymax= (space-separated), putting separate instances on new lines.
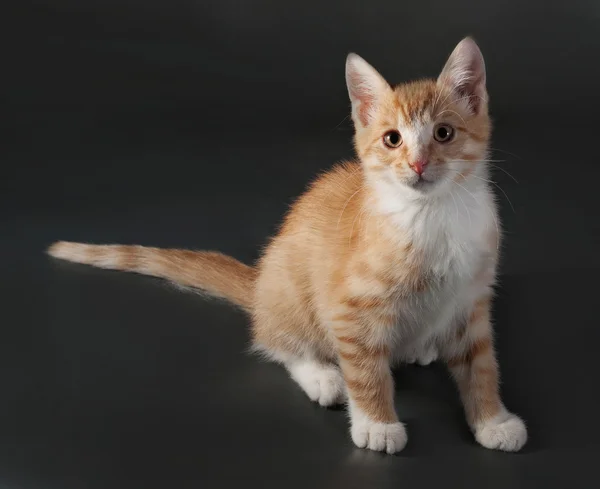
xmin=438 ymin=37 xmax=487 ymax=114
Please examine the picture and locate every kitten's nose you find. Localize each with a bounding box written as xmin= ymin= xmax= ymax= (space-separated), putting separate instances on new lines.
xmin=409 ymin=159 xmax=427 ymax=176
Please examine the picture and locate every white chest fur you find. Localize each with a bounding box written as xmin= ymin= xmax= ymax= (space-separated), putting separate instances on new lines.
xmin=373 ymin=173 xmax=498 ymax=352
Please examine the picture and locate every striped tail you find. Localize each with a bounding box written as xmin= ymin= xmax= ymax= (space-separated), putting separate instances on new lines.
xmin=47 ymin=241 xmax=257 ymax=312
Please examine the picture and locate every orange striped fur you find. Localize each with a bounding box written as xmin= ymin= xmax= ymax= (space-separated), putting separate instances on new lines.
xmin=47 ymin=38 xmax=526 ymax=454
xmin=48 ymin=242 xmax=257 ymax=311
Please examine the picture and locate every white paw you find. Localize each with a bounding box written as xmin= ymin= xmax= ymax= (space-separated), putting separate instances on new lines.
xmin=287 ymin=360 xmax=345 ymax=407
xmin=405 ymin=345 xmax=438 ymax=366
xmin=475 ymin=412 xmax=528 ymax=452
xmin=351 ymin=419 xmax=408 ymax=454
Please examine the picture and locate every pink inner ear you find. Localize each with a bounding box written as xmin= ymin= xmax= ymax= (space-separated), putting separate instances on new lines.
xmin=439 ymin=70 xmax=485 ymax=115
xmin=348 ymin=72 xmax=375 ymax=127
xmin=357 ymin=93 xmax=375 ymax=127
xmin=458 ymin=78 xmax=484 ymax=113
xmin=439 ymin=39 xmax=487 ymax=114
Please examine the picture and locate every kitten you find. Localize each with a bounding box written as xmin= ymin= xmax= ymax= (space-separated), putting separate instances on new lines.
xmin=48 ymin=37 xmax=527 ymax=454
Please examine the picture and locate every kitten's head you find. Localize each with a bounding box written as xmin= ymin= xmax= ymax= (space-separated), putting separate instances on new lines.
xmin=346 ymin=37 xmax=490 ymax=196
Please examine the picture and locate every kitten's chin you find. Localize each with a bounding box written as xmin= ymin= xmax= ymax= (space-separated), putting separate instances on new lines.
xmin=403 ymin=175 xmax=440 ymax=194
xmin=411 ymin=178 xmax=436 ymax=191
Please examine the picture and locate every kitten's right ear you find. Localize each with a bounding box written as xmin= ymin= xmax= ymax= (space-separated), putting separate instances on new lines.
xmin=345 ymin=54 xmax=390 ymax=128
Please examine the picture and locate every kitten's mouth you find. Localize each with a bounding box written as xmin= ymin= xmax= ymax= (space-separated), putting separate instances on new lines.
xmin=398 ymin=171 xmax=440 ymax=192
xmin=411 ymin=176 xmax=436 ymax=191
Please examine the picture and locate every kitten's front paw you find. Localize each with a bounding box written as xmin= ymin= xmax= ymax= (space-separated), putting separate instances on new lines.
xmin=351 ymin=419 xmax=407 ymax=454
xmin=475 ymin=412 xmax=527 ymax=452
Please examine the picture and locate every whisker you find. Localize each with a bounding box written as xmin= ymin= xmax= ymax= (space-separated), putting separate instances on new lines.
xmin=452 ymin=180 xmax=500 ymax=250
xmin=436 ymin=109 xmax=468 ymax=128
xmin=348 ymin=206 xmax=369 ymax=250
xmin=336 ymin=186 xmax=364 ymax=230
xmin=434 ymin=89 xmax=457 ymax=115
xmin=489 ymin=147 xmax=522 ymax=160
xmin=322 ymin=164 xmax=363 ymax=208
xmin=487 ymin=163 xmax=519 ymax=184
xmin=432 ymin=87 xmax=451 ymax=115
xmin=451 ymin=159 xmax=519 ymax=184
xmin=453 ymin=158 xmax=507 ymax=164
xmin=432 ymin=90 xmax=443 ymax=116
xmin=454 ymin=183 xmax=472 ymax=228
xmin=490 ymin=181 xmax=516 ymax=213
xmin=436 ymin=94 xmax=488 ymax=115
xmin=449 ymin=187 xmax=461 ymax=223
xmin=462 ymin=172 xmax=516 ymax=214
xmin=332 ymin=114 xmax=350 ymax=131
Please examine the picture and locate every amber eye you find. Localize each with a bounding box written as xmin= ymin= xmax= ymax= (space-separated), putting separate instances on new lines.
xmin=383 ymin=130 xmax=402 ymax=148
xmin=434 ymin=124 xmax=454 ymax=143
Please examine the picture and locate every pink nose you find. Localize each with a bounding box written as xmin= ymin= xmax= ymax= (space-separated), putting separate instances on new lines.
xmin=409 ymin=159 xmax=427 ymax=176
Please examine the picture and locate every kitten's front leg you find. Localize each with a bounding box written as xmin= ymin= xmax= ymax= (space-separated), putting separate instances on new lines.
xmin=332 ymin=309 xmax=406 ymax=454
xmin=446 ymin=295 xmax=527 ymax=451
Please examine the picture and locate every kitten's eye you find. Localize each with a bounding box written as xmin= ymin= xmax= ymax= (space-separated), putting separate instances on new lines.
xmin=383 ymin=130 xmax=402 ymax=148
xmin=434 ymin=124 xmax=454 ymax=143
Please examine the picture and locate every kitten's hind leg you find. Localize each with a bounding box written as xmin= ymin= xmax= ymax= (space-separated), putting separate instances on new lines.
xmin=286 ymin=359 xmax=345 ymax=407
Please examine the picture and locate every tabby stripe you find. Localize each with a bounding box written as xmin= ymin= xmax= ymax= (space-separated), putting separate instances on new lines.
xmin=447 ymin=336 xmax=492 ymax=367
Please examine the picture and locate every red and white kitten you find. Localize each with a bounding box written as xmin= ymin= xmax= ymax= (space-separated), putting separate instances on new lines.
xmin=48 ymin=37 xmax=527 ymax=454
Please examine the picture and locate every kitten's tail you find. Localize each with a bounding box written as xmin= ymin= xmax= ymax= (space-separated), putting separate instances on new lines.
xmin=47 ymin=241 xmax=257 ymax=312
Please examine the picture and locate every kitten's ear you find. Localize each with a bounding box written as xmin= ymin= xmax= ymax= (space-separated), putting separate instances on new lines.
xmin=346 ymin=54 xmax=390 ymax=128
xmin=437 ymin=37 xmax=487 ymax=114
